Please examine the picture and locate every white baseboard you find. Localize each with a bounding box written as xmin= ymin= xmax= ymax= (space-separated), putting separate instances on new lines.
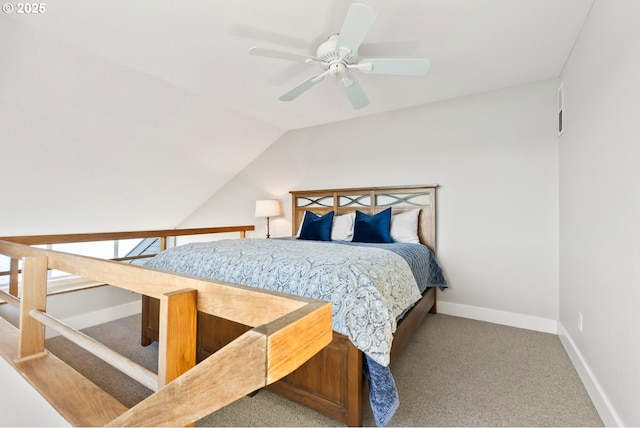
xmin=558 ymin=322 xmax=621 ymax=427
xmin=45 ymin=300 xmax=141 ymax=339
xmin=436 ymin=300 xmax=558 ymax=334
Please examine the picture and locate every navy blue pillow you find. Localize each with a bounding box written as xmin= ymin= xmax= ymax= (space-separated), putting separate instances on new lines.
xmin=298 ymin=211 xmax=334 ymax=241
xmin=352 ymin=208 xmax=393 ymax=243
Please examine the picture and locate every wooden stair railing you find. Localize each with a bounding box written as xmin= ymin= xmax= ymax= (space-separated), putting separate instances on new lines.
xmin=0 ymin=228 xmax=332 ymax=427
xmin=0 ymin=226 xmax=256 ymax=295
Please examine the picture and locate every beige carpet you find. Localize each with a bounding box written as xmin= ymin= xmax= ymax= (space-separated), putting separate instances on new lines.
xmin=45 ymin=313 xmax=603 ymax=427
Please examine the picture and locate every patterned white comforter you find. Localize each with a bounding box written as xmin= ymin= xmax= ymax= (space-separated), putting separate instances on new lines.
xmin=144 ymin=238 xmax=423 ymax=366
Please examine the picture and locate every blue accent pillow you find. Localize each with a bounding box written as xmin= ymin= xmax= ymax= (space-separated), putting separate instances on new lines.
xmin=352 ymin=208 xmax=393 ymax=243
xmin=298 ymin=211 xmax=334 ymax=241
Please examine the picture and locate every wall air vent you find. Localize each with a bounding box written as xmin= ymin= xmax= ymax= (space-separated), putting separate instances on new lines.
xmin=558 ymin=83 xmax=564 ymax=136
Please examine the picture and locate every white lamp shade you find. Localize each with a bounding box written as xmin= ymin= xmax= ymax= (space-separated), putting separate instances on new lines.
xmin=255 ymin=199 xmax=282 ymax=218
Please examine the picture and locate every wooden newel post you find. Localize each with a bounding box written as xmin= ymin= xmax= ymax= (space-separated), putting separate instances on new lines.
xmin=18 ymin=255 xmax=48 ymax=360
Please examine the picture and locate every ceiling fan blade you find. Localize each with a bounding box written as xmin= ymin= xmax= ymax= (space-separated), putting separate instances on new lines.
xmin=249 ymin=46 xmax=318 ymax=64
xmin=336 ymin=3 xmax=377 ymax=55
xmin=340 ymin=75 xmax=370 ymax=109
xmin=279 ymin=73 xmax=326 ymax=101
xmin=357 ymin=58 xmax=430 ymax=75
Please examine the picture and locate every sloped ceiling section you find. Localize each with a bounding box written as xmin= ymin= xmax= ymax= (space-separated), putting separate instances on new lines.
xmin=0 ymin=15 xmax=283 ymax=235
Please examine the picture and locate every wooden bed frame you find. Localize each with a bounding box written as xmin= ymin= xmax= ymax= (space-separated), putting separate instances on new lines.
xmin=141 ymin=185 xmax=439 ymax=426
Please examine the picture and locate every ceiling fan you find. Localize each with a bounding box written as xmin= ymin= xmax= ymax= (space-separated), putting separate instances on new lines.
xmin=249 ymin=3 xmax=430 ymax=109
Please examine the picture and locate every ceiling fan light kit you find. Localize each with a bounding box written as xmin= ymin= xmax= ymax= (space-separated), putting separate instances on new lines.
xmin=249 ymin=2 xmax=430 ymax=109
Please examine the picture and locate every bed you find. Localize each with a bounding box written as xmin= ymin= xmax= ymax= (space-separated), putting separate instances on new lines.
xmin=140 ymin=185 xmax=447 ymax=426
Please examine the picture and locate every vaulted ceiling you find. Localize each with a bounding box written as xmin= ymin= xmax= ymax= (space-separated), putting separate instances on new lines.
xmin=0 ymin=0 xmax=593 ymax=234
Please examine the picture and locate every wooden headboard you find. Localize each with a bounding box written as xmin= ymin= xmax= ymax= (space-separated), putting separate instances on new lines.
xmin=290 ymin=185 xmax=438 ymax=252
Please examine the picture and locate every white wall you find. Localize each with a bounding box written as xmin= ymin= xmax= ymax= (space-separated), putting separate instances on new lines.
xmin=182 ymin=79 xmax=560 ymax=332
xmin=559 ymin=1 xmax=640 ymax=426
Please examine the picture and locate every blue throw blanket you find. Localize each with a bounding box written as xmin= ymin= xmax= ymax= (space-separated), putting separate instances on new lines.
xmin=365 ymin=355 xmax=400 ymax=426
xmin=335 ymin=240 xmax=448 ymax=293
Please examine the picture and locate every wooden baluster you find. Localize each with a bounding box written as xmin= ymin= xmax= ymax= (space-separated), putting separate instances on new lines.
xmin=9 ymin=258 xmax=19 ymax=297
xmin=157 ymin=288 xmax=197 ymax=388
xmin=18 ymin=255 xmax=48 ymax=360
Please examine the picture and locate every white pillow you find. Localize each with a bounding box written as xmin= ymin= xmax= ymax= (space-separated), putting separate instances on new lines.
xmin=295 ymin=211 xmax=306 ymax=237
xmin=390 ymin=209 xmax=420 ymax=243
xmin=331 ymin=212 xmax=355 ymax=241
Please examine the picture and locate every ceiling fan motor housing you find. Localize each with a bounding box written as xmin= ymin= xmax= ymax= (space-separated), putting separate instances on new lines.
xmin=317 ymin=34 xmax=358 ymax=65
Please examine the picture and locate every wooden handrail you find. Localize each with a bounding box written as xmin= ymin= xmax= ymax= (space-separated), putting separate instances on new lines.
xmin=0 ymin=225 xmax=255 ymax=245
xmin=0 ymin=225 xmax=332 ymax=426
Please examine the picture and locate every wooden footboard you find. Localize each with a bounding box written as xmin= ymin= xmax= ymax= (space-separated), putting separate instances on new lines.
xmin=141 ymin=287 xmax=436 ymax=426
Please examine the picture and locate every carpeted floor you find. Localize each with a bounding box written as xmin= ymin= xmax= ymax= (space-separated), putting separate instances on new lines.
xmin=45 ymin=313 xmax=603 ymax=427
